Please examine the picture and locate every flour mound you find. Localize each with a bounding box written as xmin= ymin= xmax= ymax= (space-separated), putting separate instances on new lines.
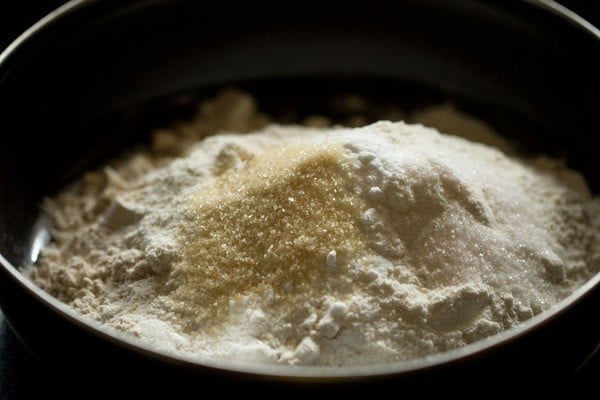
xmin=26 ymin=91 xmax=600 ymax=366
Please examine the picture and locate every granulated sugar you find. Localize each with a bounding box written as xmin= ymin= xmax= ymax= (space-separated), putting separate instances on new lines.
xmin=26 ymin=90 xmax=600 ymax=366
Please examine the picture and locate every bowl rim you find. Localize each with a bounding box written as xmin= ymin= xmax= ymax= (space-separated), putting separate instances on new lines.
xmin=0 ymin=0 xmax=599 ymax=380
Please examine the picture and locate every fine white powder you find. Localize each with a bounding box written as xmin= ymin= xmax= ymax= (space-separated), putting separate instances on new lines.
xmin=26 ymin=89 xmax=600 ymax=366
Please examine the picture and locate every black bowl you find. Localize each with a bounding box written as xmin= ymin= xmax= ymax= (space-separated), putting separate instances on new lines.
xmin=0 ymin=0 xmax=599 ymax=396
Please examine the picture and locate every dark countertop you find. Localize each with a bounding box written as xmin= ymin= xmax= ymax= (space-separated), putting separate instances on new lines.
xmin=0 ymin=314 xmax=36 ymax=399
xmin=1 ymin=1 xmax=598 ymax=399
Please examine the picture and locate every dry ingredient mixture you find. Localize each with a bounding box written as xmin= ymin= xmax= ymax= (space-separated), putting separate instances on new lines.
xmin=26 ymin=89 xmax=600 ymax=366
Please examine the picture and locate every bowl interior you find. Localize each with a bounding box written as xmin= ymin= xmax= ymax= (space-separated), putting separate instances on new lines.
xmin=0 ymin=0 xmax=599 ymax=384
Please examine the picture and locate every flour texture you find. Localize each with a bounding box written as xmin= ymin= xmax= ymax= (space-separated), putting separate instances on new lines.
xmin=26 ymin=90 xmax=600 ymax=366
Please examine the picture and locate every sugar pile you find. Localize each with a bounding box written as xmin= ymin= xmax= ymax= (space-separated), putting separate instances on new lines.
xmin=26 ymin=90 xmax=600 ymax=366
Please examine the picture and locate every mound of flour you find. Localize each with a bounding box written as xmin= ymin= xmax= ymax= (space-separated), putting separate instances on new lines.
xmin=26 ymin=90 xmax=600 ymax=366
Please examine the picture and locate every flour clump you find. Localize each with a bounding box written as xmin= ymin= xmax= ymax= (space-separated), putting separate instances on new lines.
xmin=26 ymin=90 xmax=600 ymax=366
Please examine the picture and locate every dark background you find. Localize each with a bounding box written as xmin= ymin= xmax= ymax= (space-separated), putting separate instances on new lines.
xmin=0 ymin=0 xmax=598 ymax=51
xmin=0 ymin=1 xmax=599 ymax=399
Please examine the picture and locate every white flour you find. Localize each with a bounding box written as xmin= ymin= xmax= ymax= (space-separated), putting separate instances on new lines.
xmin=26 ymin=89 xmax=600 ymax=366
